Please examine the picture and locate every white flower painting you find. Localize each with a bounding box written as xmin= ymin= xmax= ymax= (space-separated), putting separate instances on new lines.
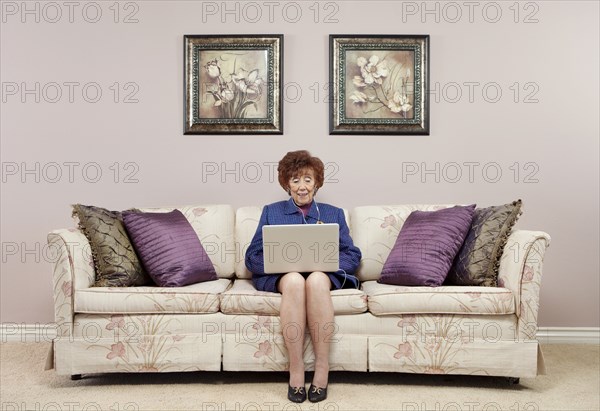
xmin=199 ymin=50 xmax=268 ymax=119
xmin=345 ymin=50 xmax=415 ymax=119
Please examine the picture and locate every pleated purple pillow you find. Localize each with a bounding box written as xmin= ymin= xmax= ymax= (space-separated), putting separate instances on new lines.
xmin=122 ymin=209 xmax=217 ymax=287
xmin=379 ymin=205 xmax=476 ymax=287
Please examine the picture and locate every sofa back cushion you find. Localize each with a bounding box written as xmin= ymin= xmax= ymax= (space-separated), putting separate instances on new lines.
xmin=350 ymin=205 xmax=459 ymax=281
xmin=235 ymin=207 xmax=263 ymax=279
xmin=138 ymin=204 xmax=235 ymax=278
xmin=235 ymin=206 xmax=351 ymax=279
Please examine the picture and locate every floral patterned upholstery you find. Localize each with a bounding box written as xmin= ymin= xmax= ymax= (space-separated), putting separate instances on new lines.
xmin=361 ymin=311 xmax=538 ymax=377
xmin=368 ymin=336 xmax=539 ymax=377
xmin=220 ymin=313 xmax=367 ymax=371
xmin=48 ymin=229 xmax=95 ymax=339
xmin=54 ymin=312 xmax=226 ymax=375
xmin=47 ymin=204 xmax=551 ymax=378
xmin=362 ymin=281 xmax=515 ymax=316
xmin=497 ymin=230 xmax=551 ymax=339
xmin=223 ymin=332 xmax=368 ymax=371
xmin=235 ymin=206 xmax=262 ymax=279
xmin=219 ymin=312 xmax=519 ymax=341
xmin=350 ymin=205 xmax=458 ymax=281
xmin=220 ymin=279 xmax=367 ymax=315
xmin=74 ymin=279 xmax=231 ymax=314
xmin=54 ymin=333 xmax=222 ymax=374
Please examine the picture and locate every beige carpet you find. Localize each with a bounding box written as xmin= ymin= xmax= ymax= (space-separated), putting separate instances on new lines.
xmin=1 ymin=342 xmax=598 ymax=410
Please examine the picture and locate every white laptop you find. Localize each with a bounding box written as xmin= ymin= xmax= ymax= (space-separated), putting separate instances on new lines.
xmin=262 ymin=224 xmax=340 ymax=274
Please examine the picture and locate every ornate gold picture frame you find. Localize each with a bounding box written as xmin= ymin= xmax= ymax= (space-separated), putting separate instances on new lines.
xmin=330 ymin=35 xmax=430 ymax=135
xmin=184 ymin=35 xmax=283 ymax=134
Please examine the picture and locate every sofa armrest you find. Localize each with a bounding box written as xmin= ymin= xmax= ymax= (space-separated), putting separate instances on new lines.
xmin=47 ymin=228 xmax=95 ymax=338
xmin=497 ymin=229 xmax=551 ymax=340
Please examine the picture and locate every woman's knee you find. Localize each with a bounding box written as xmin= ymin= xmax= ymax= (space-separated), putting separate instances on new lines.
xmin=278 ymin=272 xmax=305 ymax=294
xmin=305 ymin=271 xmax=332 ymax=292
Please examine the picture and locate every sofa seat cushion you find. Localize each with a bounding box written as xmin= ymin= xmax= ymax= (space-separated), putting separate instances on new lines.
xmin=74 ymin=278 xmax=231 ymax=314
xmin=220 ymin=279 xmax=367 ymax=315
xmin=362 ymin=281 xmax=515 ymax=316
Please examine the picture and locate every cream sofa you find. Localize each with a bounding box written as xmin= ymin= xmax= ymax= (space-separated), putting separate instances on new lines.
xmin=46 ymin=204 xmax=550 ymax=382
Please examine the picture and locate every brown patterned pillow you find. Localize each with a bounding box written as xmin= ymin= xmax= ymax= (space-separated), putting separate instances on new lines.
xmin=72 ymin=204 xmax=151 ymax=287
xmin=446 ymin=200 xmax=523 ymax=287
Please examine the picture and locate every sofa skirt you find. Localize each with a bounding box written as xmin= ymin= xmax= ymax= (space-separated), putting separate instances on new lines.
xmin=46 ymin=312 xmax=544 ymax=378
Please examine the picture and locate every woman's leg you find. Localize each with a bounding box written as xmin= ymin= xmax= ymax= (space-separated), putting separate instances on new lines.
xmin=305 ymin=271 xmax=334 ymax=388
xmin=278 ymin=272 xmax=307 ymax=387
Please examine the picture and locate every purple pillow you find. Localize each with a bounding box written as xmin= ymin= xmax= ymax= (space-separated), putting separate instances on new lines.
xmin=379 ymin=205 xmax=476 ymax=286
xmin=122 ymin=209 xmax=217 ymax=287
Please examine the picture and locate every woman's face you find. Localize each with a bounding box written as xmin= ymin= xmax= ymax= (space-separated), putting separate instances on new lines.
xmin=289 ymin=168 xmax=317 ymax=206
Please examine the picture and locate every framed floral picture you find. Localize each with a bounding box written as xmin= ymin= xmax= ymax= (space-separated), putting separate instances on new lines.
xmin=184 ymin=35 xmax=283 ymax=134
xmin=329 ymin=35 xmax=429 ymax=135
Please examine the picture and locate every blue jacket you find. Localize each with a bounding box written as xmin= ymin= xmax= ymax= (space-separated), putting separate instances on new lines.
xmin=245 ymin=198 xmax=362 ymax=290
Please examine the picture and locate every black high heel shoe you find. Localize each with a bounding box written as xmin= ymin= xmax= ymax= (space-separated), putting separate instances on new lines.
xmin=308 ymin=384 xmax=328 ymax=403
xmin=287 ymin=385 xmax=306 ymax=403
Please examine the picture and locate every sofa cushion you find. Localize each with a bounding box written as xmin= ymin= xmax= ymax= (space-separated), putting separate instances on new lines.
xmin=362 ymin=281 xmax=515 ymax=316
xmin=235 ymin=206 xmax=263 ymax=279
xmin=220 ymin=279 xmax=367 ymax=315
xmin=74 ymin=278 xmax=231 ymax=314
xmin=72 ymin=204 xmax=151 ymax=287
xmin=122 ymin=209 xmax=217 ymax=287
xmin=350 ymin=205 xmax=460 ymax=282
xmin=379 ymin=205 xmax=475 ymax=286
xmin=138 ymin=204 xmax=235 ymax=278
xmin=446 ymin=200 xmax=523 ymax=287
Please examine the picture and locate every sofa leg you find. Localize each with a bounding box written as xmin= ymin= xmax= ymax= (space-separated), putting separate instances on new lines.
xmin=71 ymin=374 xmax=83 ymax=380
xmin=506 ymin=377 xmax=520 ymax=385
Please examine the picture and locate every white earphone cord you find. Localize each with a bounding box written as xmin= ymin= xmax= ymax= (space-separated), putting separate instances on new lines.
xmin=294 ymin=199 xmax=357 ymax=289
xmin=294 ymin=199 xmax=321 ymax=224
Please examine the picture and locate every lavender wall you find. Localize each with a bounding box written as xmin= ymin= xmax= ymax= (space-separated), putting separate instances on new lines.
xmin=1 ymin=1 xmax=598 ymax=326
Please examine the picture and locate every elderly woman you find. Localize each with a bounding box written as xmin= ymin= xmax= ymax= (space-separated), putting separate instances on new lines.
xmin=245 ymin=150 xmax=362 ymax=403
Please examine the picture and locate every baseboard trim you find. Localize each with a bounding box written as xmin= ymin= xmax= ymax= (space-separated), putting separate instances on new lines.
xmin=536 ymin=327 xmax=600 ymax=344
xmin=1 ymin=323 xmax=599 ymax=344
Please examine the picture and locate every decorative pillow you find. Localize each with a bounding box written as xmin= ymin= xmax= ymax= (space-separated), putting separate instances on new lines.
xmin=72 ymin=204 xmax=150 ymax=287
xmin=379 ymin=205 xmax=476 ymax=287
xmin=122 ymin=209 xmax=217 ymax=287
xmin=446 ymin=200 xmax=523 ymax=287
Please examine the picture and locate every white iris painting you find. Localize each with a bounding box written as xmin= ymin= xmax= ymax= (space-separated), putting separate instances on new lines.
xmin=199 ymin=50 xmax=268 ymax=119
xmin=345 ymin=50 xmax=415 ymax=119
